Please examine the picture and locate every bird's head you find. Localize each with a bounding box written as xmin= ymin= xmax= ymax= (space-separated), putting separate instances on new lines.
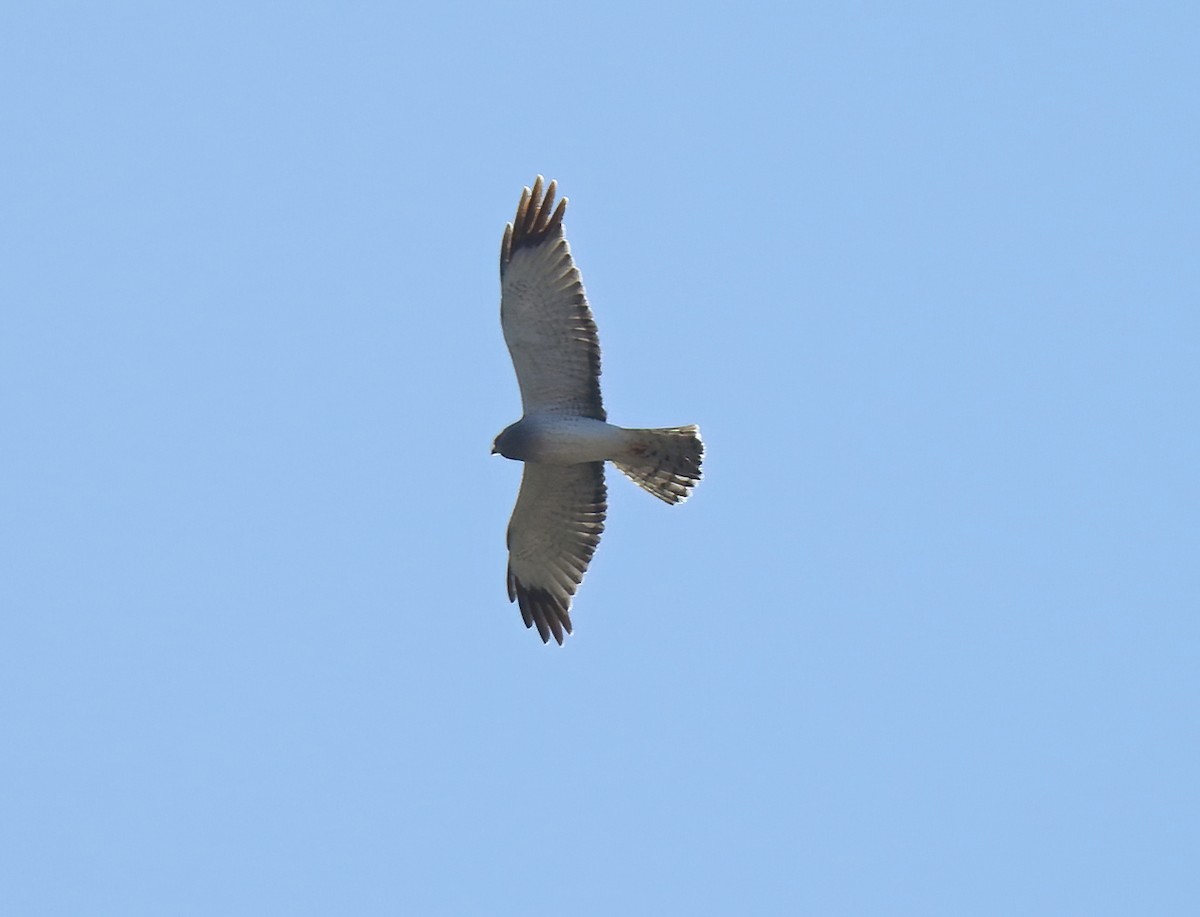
xmin=491 ymin=422 xmax=527 ymax=460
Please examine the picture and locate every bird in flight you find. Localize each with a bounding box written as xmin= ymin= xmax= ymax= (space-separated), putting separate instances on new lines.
xmin=493 ymin=176 xmax=703 ymax=644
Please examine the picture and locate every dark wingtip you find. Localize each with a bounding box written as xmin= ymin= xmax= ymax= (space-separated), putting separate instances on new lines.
xmin=500 ymin=175 xmax=568 ymax=270
xmin=509 ymin=578 xmax=573 ymax=646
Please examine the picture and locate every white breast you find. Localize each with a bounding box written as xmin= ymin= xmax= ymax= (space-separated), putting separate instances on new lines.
xmin=522 ymin=414 xmax=625 ymax=464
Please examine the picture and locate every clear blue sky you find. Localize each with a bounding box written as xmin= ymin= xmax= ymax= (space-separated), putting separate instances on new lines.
xmin=2 ymin=3 xmax=1197 ymax=914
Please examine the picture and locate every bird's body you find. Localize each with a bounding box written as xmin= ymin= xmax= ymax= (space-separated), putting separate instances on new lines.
xmin=493 ymin=415 xmax=624 ymax=465
xmin=494 ymin=177 xmax=703 ymax=643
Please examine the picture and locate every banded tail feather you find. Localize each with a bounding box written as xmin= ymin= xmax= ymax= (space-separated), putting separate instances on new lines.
xmin=613 ymin=425 xmax=704 ymax=504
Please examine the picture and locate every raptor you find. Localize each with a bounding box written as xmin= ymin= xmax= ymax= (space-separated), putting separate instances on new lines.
xmin=493 ymin=177 xmax=704 ymax=643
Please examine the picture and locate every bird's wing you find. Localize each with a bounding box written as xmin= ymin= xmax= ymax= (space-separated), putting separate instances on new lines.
xmin=506 ymin=461 xmax=607 ymax=644
xmin=500 ymin=176 xmax=605 ymax=421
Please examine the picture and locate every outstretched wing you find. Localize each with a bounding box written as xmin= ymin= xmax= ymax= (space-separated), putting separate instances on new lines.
xmin=500 ymin=176 xmax=606 ymax=421
xmin=506 ymin=462 xmax=607 ymax=644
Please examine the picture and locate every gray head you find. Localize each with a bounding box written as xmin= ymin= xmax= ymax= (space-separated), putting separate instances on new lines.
xmin=491 ymin=421 xmax=530 ymax=460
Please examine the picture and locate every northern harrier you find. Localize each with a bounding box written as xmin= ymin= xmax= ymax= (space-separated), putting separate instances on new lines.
xmin=492 ymin=177 xmax=703 ymax=643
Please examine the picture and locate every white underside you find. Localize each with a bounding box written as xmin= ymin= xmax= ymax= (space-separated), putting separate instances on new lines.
xmin=517 ymin=413 xmax=627 ymax=464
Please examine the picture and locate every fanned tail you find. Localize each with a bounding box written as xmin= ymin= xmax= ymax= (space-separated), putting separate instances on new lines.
xmin=613 ymin=425 xmax=703 ymax=504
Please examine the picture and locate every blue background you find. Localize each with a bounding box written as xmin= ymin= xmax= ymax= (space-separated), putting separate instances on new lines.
xmin=2 ymin=3 xmax=1197 ymax=914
